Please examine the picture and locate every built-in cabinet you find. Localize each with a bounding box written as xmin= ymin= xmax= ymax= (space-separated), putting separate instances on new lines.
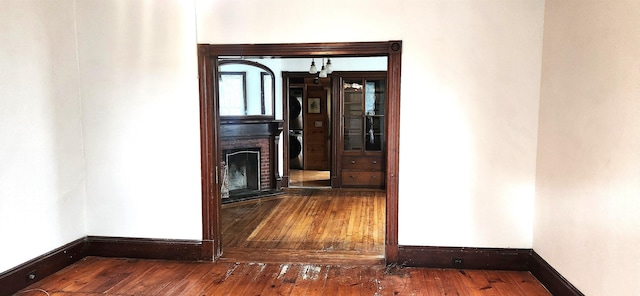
xmin=337 ymin=72 xmax=387 ymax=188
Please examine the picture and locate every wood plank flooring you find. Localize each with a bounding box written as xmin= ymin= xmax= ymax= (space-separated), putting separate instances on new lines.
xmin=289 ymin=170 xmax=331 ymax=187
xmin=17 ymin=256 xmax=551 ymax=295
xmin=221 ymin=188 xmax=385 ymax=264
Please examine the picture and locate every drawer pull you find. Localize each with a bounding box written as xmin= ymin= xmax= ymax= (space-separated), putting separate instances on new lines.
xmin=372 ymin=160 xmax=377 ymax=164
xmin=351 ymin=160 xmax=356 ymax=164
xmin=371 ymin=175 xmax=376 ymax=179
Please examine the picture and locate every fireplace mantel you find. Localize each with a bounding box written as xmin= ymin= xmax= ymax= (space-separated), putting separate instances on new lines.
xmin=220 ymin=119 xmax=283 ymax=139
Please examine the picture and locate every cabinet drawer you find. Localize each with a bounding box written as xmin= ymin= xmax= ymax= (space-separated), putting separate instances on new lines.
xmin=342 ymin=156 xmax=384 ymax=171
xmin=341 ymin=172 xmax=385 ymax=187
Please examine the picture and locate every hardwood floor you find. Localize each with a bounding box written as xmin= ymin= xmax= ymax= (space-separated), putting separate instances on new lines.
xmin=289 ymin=170 xmax=331 ymax=187
xmin=18 ymin=256 xmax=551 ymax=295
xmin=221 ymin=188 xmax=385 ymax=264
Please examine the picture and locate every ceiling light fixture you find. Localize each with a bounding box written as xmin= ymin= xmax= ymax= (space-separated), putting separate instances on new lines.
xmin=309 ymin=57 xmax=333 ymax=78
xmin=319 ymin=58 xmax=327 ymax=78
xmin=309 ymin=58 xmax=317 ymax=74
xmin=325 ymin=58 xmax=333 ymax=74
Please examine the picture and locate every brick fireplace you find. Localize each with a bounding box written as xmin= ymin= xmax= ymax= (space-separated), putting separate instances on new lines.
xmin=220 ymin=119 xmax=283 ymax=203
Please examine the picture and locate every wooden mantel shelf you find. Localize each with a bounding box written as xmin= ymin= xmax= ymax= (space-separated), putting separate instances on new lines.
xmin=220 ymin=119 xmax=283 ymax=139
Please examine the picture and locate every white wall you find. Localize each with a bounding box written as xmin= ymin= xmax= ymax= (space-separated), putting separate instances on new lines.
xmin=198 ymin=0 xmax=545 ymax=248
xmin=75 ymin=0 xmax=202 ymax=239
xmin=397 ymin=1 xmax=544 ymax=248
xmin=534 ymin=0 xmax=640 ymax=295
xmin=0 ymin=0 xmax=86 ymax=271
xmin=0 ymin=0 xmax=546 ymax=274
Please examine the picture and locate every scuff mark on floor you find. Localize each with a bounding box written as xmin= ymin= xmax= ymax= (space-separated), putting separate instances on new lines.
xmin=277 ymin=264 xmax=289 ymax=279
xmin=300 ymin=264 xmax=323 ymax=280
xmin=222 ymin=262 xmax=240 ymax=282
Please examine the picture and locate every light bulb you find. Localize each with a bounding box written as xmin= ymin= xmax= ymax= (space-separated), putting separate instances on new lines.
xmin=309 ymin=59 xmax=317 ymax=74
xmin=325 ymin=58 xmax=333 ymax=74
xmin=319 ymin=66 xmax=327 ymax=78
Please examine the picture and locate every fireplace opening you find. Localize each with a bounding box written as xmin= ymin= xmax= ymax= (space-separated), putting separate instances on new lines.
xmin=224 ymin=149 xmax=261 ymax=198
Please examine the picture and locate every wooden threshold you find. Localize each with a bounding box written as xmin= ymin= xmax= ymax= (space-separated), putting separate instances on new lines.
xmin=220 ymin=248 xmax=384 ymax=265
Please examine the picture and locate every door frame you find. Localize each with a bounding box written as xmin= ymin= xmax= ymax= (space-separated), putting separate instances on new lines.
xmin=197 ymin=41 xmax=402 ymax=262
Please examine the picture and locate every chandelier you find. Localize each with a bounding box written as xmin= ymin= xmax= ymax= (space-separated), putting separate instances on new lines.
xmin=309 ymin=58 xmax=333 ymax=78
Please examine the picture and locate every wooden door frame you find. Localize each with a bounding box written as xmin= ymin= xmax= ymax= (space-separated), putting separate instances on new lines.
xmin=197 ymin=41 xmax=402 ymax=263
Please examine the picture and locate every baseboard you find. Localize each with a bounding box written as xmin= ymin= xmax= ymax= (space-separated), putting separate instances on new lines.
xmin=529 ymin=251 xmax=585 ymax=296
xmin=0 ymin=237 xmax=88 ymax=296
xmin=0 ymin=236 xmax=205 ymax=295
xmin=399 ymin=246 xmax=585 ymax=295
xmin=86 ymin=236 xmax=204 ymax=262
xmin=1 ymin=238 xmax=584 ymax=296
xmin=398 ymin=245 xmax=531 ymax=271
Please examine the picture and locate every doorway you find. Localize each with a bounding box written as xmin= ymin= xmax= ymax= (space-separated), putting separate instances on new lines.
xmin=197 ymin=41 xmax=402 ymax=263
xmin=286 ymin=73 xmax=332 ymax=188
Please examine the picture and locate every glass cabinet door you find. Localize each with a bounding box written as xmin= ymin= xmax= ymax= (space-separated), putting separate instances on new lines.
xmin=344 ymin=117 xmax=363 ymax=151
xmin=343 ymin=79 xmax=364 ymax=151
xmin=343 ymin=77 xmax=385 ymax=152
xmin=364 ymin=79 xmax=385 ymax=152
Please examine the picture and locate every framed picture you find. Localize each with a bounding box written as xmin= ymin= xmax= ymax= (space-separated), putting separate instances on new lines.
xmin=308 ymin=98 xmax=321 ymax=114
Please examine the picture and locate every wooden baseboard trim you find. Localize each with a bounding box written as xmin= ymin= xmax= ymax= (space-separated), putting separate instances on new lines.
xmin=398 ymin=245 xmax=531 ymax=271
xmin=0 ymin=237 xmax=88 ymax=296
xmin=2 ymin=238 xmax=585 ymax=296
xmin=86 ymin=236 xmax=204 ymax=262
xmin=398 ymin=246 xmax=585 ymax=294
xmin=529 ymin=251 xmax=585 ymax=296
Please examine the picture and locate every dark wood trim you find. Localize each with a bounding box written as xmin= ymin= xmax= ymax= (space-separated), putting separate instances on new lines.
xmin=199 ymin=41 xmax=403 ymax=262
xmin=278 ymin=175 xmax=288 ymax=189
xmin=332 ymin=74 xmax=342 ymax=188
xmin=530 ymin=251 xmax=585 ymax=296
xmin=85 ymin=236 xmax=203 ymax=262
xmin=271 ymin=122 xmax=283 ymax=189
xmin=198 ymin=44 xmax=222 ymax=260
xmin=220 ymin=119 xmax=283 ymax=138
xmin=331 ymin=75 xmax=341 ymax=187
xmin=281 ymin=72 xmax=291 ymax=187
xmin=207 ymin=42 xmax=393 ymax=58
xmin=385 ymin=41 xmax=402 ymax=263
xmin=398 ymin=246 xmax=531 ymax=271
xmin=0 ymin=237 xmax=88 ymax=296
